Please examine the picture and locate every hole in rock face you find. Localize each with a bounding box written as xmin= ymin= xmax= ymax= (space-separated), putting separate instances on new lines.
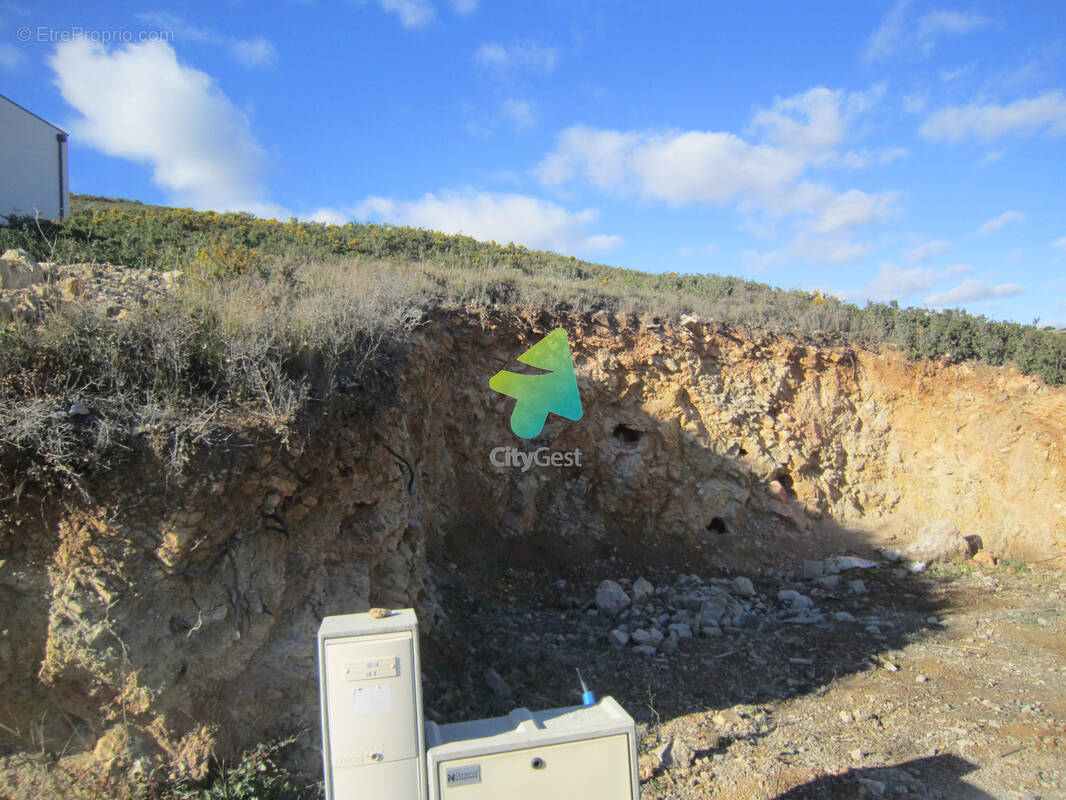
xmin=707 ymin=517 xmax=728 ymax=535
xmin=612 ymin=424 xmax=642 ymax=444
xmin=770 ymin=467 xmax=796 ymax=497
xmin=737 ymin=446 xmax=748 ymax=456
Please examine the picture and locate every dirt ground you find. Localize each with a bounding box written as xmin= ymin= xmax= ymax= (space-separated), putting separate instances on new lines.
xmin=422 ymin=552 xmax=1066 ymax=800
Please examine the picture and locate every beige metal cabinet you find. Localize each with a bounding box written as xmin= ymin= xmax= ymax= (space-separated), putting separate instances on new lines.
xmin=318 ymin=610 xmax=427 ymax=800
xmin=426 ymin=698 xmax=639 ymax=800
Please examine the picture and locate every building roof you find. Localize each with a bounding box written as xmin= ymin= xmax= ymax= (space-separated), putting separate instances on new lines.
xmin=0 ymin=94 xmax=68 ymax=136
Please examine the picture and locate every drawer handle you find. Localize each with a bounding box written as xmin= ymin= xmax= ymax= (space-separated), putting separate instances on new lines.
xmin=531 ymin=757 xmax=546 ymax=770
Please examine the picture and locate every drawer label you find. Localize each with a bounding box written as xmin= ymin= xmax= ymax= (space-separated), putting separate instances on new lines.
xmin=352 ymin=683 xmax=391 ymax=715
xmin=346 ymin=657 xmax=399 ymax=680
xmin=445 ymin=764 xmax=482 ymax=787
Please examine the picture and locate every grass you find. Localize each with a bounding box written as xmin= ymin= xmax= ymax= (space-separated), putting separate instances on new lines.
xmin=1 ymin=194 xmax=1064 ymax=496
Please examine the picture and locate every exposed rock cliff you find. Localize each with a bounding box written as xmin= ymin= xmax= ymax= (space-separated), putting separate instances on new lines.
xmin=1 ymin=308 xmax=1063 ymax=787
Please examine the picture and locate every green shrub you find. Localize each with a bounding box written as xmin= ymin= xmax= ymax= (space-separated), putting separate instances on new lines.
xmin=132 ymin=736 xmax=321 ymax=800
xmin=2 ymin=194 xmax=1063 ymax=494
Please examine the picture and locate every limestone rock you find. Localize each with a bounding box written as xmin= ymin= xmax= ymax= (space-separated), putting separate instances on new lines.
xmin=973 ymin=549 xmax=998 ymax=567
xmin=906 ymin=520 xmax=972 ymax=563
xmin=0 ymin=249 xmax=44 ymax=290
xmin=777 ymin=589 xmax=814 ymax=609
xmin=631 ymin=577 xmax=654 ymax=604
xmin=732 ymin=576 xmax=756 ymax=597
xmin=595 ymin=579 xmax=631 ymax=616
xmin=484 ymin=668 xmax=513 ymax=698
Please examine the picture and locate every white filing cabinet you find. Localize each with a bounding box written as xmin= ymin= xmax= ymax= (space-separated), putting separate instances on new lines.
xmin=318 ymin=609 xmax=427 ymax=800
xmin=425 ymin=698 xmax=639 ymax=800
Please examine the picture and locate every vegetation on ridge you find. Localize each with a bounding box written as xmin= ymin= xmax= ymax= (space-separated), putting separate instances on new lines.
xmin=0 ymin=194 xmax=1063 ymax=496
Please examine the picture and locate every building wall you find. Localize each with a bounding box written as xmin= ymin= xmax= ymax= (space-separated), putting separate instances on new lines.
xmin=0 ymin=96 xmax=69 ymax=221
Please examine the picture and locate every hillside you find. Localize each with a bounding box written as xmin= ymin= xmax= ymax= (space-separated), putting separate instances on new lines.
xmin=0 ymin=198 xmax=1064 ymax=799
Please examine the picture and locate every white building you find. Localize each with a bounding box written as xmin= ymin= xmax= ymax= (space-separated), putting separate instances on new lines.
xmin=0 ymin=94 xmax=70 ymax=221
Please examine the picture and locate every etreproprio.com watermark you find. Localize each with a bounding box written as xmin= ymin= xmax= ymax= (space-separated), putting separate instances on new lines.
xmin=490 ymin=447 xmax=583 ymax=472
xmin=16 ymin=27 xmax=175 ymax=44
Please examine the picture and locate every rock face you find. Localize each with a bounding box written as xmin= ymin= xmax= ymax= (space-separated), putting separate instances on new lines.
xmin=1 ymin=306 xmax=1064 ymax=786
xmin=0 ymin=248 xmax=44 ymax=290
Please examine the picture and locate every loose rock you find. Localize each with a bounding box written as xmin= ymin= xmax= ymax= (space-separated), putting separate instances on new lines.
xmin=778 ymin=589 xmax=814 ymax=609
xmin=595 ymin=579 xmax=631 ymax=616
xmin=732 ymin=576 xmax=756 ymax=597
xmin=905 ymin=519 xmax=972 ymax=563
xmin=631 ymin=577 xmax=654 ymax=604
xmin=484 ymin=667 xmax=513 ymax=698
xmin=0 ymin=250 xmax=44 ymax=290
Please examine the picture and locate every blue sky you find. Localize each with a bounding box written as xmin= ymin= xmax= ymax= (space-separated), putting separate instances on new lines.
xmin=2 ymin=1 xmax=1064 ymax=325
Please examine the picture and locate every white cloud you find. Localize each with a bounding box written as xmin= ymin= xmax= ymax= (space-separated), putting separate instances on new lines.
xmin=376 ymin=0 xmax=435 ymax=27
xmin=500 ymin=98 xmax=537 ymax=131
xmin=536 ymin=86 xmax=892 ymax=224
xmin=539 ymin=125 xmax=815 ymax=210
xmin=1052 ymin=237 xmax=1066 ymax=253
xmin=987 ymin=42 xmax=1065 ymax=92
xmin=977 ymin=210 xmax=1025 ymax=236
xmin=679 ymin=243 xmax=720 ymax=258
xmin=878 ymin=146 xmax=910 ymax=164
xmin=939 ymin=63 xmax=973 ymax=82
xmin=916 ymin=10 xmax=988 ymax=47
xmin=837 ymin=262 xmax=974 ymax=303
xmin=924 ymin=278 xmax=1027 ymax=306
xmin=466 ymin=99 xmax=539 ymax=138
xmin=307 ymin=208 xmax=351 ymax=225
xmin=905 ymin=238 xmax=952 ymax=263
xmin=353 ymin=190 xmax=622 ymax=252
xmin=864 ymin=0 xmax=912 ymax=62
xmin=920 ymin=90 xmax=1066 ymax=142
xmin=538 ymin=85 xmax=903 ymax=268
xmin=863 ymin=262 xmax=938 ymax=300
xmin=806 ymin=189 xmax=901 ymax=234
xmin=977 ymin=149 xmax=1005 ymax=166
xmin=864 ymin=0 xmax=989 ymax=62
xmin=229 ymin=37 xmax=278 ymax=69
xmin=750 ymin=85 xmax=885 ymax=159
xmin=0 ymin=42 xmax=22 ymax=71
xmin=535 ymin=126 xmax=642 ymax=188
xmin=750 ymin=233 xmax=873 ymax=268
xmin=49 ymin=39 xmax=284 ymax=217
xmin=474 ymin=41 xmax=558 ymax=72
xmin=135 ymin=12 xmax=278 ymax=69
xmin=451 ymin=0 xmax=477 ymax=12
xmin=135 ymin=11 xmax=223 ymax=44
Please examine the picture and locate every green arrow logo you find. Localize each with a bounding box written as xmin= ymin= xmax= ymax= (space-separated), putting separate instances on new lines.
xmin=489 ymin=328 xmax=583 ymax=438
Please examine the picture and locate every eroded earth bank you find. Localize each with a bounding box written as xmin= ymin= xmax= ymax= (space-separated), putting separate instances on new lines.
xmin=1 ymin=308 xmax=1064 ymax=798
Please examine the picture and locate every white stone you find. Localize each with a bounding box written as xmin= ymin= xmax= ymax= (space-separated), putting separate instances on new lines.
xmin=777 ymin=589 xmax=814 ymax=609
xmin=630 ymin=629 xmax=654 ymax=646
xmin=631 ymin=577 xmax=654 ymax=604
xmin=668 ymin=623 xmax=693 ymax=639
xmin=827 ymin=555 xmax=878 ymax=571
xmin=595 ymin=579 xmax=631 ymax=616
xmin=484 ymin=668 xmax=512 ymax=697
xmin=905 ymin=520 xmax=971 ymax=563
xmin=0 ymin=252 xmax=44 ymax=290
xmin=732 ymin=576 xmax=756 ymax=597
